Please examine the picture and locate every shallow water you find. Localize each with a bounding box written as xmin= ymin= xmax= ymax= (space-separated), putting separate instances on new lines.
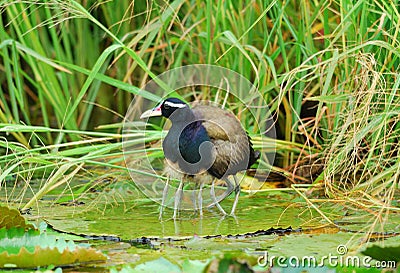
xmin=2 ymin=178 xmax=399 ymax=271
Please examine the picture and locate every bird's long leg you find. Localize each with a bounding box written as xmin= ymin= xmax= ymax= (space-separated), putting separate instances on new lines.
xmin=173 ymin=179 xmax=184 ymax=219
xmin=191 ymin=185 xmax=198 ymax=213
xmin=211 ymin=179 xmax=227 ymax=215
xmin=230 ymin=175 xmax=240 ymax=215
xmin=159 ymin=176 xmax=170 ymax=220
xmin=198 ymin=181 xmax=204 ymax=217
xmin=208 ymin=177 xmax=233 ymax=205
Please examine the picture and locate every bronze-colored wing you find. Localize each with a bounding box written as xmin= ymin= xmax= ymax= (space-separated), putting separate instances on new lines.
xmin=192 ymin=105 xmax=254 ymax=178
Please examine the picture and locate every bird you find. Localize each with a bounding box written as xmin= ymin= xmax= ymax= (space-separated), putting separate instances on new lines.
xmin=140 ymin=97 xmax=260 ymax=219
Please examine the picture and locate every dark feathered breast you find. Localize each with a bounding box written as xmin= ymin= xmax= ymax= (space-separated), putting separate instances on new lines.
xmin=163 ymin=118 xmax=215 ymax=175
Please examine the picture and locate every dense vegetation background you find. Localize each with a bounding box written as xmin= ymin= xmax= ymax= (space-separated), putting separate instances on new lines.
xmin=0 ymin=0 xmax=399 ymax=231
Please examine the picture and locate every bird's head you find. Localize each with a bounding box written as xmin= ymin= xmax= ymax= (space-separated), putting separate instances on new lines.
xmin=140 ymin=98 xmax=190 ymax=119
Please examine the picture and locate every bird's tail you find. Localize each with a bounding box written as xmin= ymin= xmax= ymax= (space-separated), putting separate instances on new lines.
xmin=248 ymin=147 xmax=260 ymax=168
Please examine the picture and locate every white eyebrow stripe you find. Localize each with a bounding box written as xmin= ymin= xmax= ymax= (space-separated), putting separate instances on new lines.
xmin=164 ymin=101 xmax=187 ymax=108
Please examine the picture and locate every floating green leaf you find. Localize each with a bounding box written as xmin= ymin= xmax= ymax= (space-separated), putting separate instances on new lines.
xmin=0 ymin=206 xmax=34 ymax=230
xmin=181 ymin=259 xmax=211 ymax=273
xmin=362 ymin=245 xmax=400 ymax=262
xmin=0 ymin=227 xmax=106 ymax=268
xmin=132 ymin=257 xmax=180 ymax=273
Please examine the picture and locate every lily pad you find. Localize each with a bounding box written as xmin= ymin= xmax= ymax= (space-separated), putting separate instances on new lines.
xmin=0 ymin=227 xmax=106 ymax=268
xmin=362 ymin=245 xmax=400 ymax=262
xmin=181 ymin=259 xmax=210 ymax=273
xmin=0 ymin=206 xmax=34 ymax=230
xmin=132 ymin=257 xmax=180 ymax=273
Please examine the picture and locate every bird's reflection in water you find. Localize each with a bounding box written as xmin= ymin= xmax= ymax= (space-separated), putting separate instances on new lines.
xmin=159 ymin=207 xmax=240 ymax=236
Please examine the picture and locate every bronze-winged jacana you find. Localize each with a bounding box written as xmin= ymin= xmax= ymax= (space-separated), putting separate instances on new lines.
xmin=140 ymin=98 xmax=259 ymax=218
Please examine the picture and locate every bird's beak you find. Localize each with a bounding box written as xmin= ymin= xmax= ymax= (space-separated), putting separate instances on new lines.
xmin=140 ymin=104 xmax=162 ymax=119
